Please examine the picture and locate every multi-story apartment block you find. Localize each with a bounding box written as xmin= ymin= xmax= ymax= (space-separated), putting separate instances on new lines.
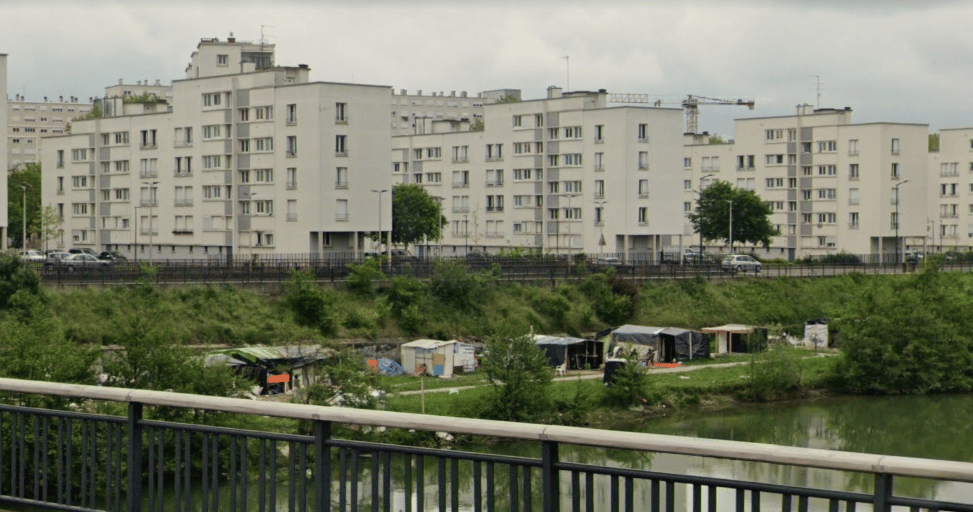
xmin=392 ymin=87 xmax=685 ymax=259
xmin=928 ymin=128 xmax=973 ymax=252
xmin=684 ymin=106 xmax=927 ymax=260
xmin=390 ymin=88 xmax=519 ymax=136
xmin=6 ymin=95 xmax=91 ymax=171
xmin=42 ymin=37 xmax=392 ymax=259
xmin=0 ymin=53 xmax=8 ymax=247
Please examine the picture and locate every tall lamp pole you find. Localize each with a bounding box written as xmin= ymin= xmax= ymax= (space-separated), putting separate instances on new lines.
xmin=371 ymin=189 xmax=388 ymax=266
xmin=894 ymin=180 xmax=910 ymax=264
xmin=20 ymin=184 xmax=30 ymax=251
xmin=142 ymin=181 xmax=158 ymax=264
xmin=697 ymin=174 xmax=715 ymax=263
xmin=726 ymin=200 xmax=734 ymax=254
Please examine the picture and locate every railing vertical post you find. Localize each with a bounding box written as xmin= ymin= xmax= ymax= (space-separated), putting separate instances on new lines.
xmin=873 ymin=473 xmax=893 ymax=512
xmin=542 ymin=440 xmax=560 ymax=512
xmin=127 ymin=402 xmax=143 ymax=512
xmin=315 ymin=420 xmax=333 ymax=512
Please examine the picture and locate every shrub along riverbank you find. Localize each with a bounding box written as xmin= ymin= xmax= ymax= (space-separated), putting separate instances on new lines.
xmin=0 ymin=254 xmax=969 ymax=429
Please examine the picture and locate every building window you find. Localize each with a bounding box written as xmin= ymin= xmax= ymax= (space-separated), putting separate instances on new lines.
xmin=287 ymin=168 xmax=297 ymax=189
xmin=335 ymin=102 xmax=347 ymax=123
xmin=638 ymin=152 xmax=649 ymax=170
xmin=336 ymin=167 xmax=348 ymax=188
xmin=638 ymin=180 xmax=649 ymax=198
xmin=637 ymin=207 xmax=648 ymax=225
xmin=891 ymin=163 xmax=900 ymax=179
xmin=287 ymin=136 xmax=298 ymax=157
xmin=286 ymin=104 xmax=297 ymax=124
xmin=637 ymin=123 xmax=648 ymax=142
xmin=891 ymin=138 xmax=900 ymax=155
xmin=594 ymin=125 xmax=604 ymax=143
xmin=336 ymin=200 xmax=349 ymax=221
xmin=217 ymin=54 xmax=229 ymax=66
xmin=849 ymin=164 xmax=859 ymax=180
xmin=335 ymin=135 xmax=347 ymax=156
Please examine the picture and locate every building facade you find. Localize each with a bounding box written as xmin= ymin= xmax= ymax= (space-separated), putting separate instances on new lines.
xmin=6 ymin=95 xmax=92 ymax=171
xmin=928 ymin=128 xmax=973 ymax=253
xmin=41 ymin=38 xmax=392 ymax=259
xmin=392 ymin=87 xmax=685 ymax=260
xmin=390 ymin=88 xmax=519 ymax=136
xmin=683 ymin=106 xmax=928 ymax=261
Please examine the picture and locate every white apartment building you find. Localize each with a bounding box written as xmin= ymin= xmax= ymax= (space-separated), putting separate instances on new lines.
xmin=390 ymin=88 xmax=519 ymax=136
xmin=392 ymin=87 xmax=685 ymax=259
xmin=684 ymin=106 xmax=928 ymax=261
xmin=6 ymin=95 xmax=91 ymax=171
xmin=928 ymin=128 xmax=973 ymax=252
xmin=42 ymin=37 xmax=392 ymax=259
xmin=0 ymin=53 xmax=8 ymax=247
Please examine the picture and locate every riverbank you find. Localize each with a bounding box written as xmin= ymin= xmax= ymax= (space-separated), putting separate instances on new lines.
xmin=383 ymin=351 xmax=841 ymax=431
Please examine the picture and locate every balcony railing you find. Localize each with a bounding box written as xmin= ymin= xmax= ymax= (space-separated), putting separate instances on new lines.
xmin=139 ymin=171 xmax=158 ymax=179
xmin=286 ymin=213 xmax=298 ymax=221
xmin=335 ymin=181 xmax=348 ymax=189
xmin=335 ymin=213 xmax=349 ymax=221
xmin=486 ymin=206 xmax=504 ymax=213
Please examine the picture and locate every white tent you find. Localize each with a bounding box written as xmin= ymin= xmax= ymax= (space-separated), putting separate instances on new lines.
xmin=400 ymin=339 xmax=476 ymax=377
xmin=701 ymin=324 xmax=756 ymax=354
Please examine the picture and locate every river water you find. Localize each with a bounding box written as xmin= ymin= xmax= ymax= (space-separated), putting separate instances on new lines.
xmin=471 ymin=394 xmax=973 ymax=511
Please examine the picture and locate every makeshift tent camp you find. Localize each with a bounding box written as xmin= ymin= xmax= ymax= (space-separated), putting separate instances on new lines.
xmin=803 ymin=318 xmax=829 ymax=349
xmin=400 ymin=339 xmax=477 ymax=377
xmin=702 ymin=324 xmax=767 ymax=354
xmin=204 ymin=345 xmax=331 ymax=395
xmin=609 ymin=325 xmax=708 ymax=362
xmin=533 ymin=335 xmax=605 ymax=370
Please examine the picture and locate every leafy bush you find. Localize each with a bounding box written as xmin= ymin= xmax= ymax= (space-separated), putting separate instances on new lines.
xmin=346 ymin=259 xmax=384 ymax=297
xmin=0 ymin=252 xmax=41 ymax=311
xmin=747 ymin=345 xmax=804 ymax=400
xmin=602 ymin=354 xmax=651 ymax=407
xmin=283 ymin=270 xmax=337 ymax=336
xmin=429 ymin=259 xmax=485 ymax=311
xmin=479 ymin=334 xmax=553 ymax=422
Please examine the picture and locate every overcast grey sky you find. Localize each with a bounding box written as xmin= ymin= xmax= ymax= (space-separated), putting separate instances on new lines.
xmin=2 ymin=0 xmax=971 ymax=136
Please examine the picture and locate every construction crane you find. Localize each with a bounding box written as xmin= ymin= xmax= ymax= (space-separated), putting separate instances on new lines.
xmin=607 ymin=93 xmax=755 ymax=134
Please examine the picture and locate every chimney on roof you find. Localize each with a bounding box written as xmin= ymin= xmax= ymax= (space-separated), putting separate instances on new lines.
xmin=44 ymin=96 xmax=47 ymax=102
xmin=59 ymin=96 xmax=63 ymax=102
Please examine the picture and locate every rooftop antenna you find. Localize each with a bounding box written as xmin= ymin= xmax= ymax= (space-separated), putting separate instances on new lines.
xmin=815 ymin=75 xmax=822 ymax=108
xmin=563 ymin=55 xmax=570 ymax=91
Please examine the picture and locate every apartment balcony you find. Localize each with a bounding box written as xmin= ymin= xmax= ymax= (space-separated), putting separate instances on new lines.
xmin=335 ymin=181 xmax=348 ymax=190
xmin=139 ymin=171 xmax=158 ymax=179
xmin=335 ymin=117 xmax=349 ymax=125
xmin=486 ymin=206 xmax=504 ymax=213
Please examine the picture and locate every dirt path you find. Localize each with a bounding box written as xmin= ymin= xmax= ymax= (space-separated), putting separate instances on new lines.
xmin=397 ymin=360 xmax=756 ymax=396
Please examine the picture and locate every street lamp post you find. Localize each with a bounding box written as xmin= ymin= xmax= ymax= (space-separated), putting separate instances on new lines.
xmin=726 ymin=200 xmax=734 ymax=254
xmin=697 ymin=174 xmax=715 ymax=263
xmin=20 ymin=184 xmax=30 ymax=251
xmin=464 ymin=213 xmax=469 ymax=255
xmin=142 ymin=181 xmax=158 ymax=264
xmin=894 ymin=180 xmax=910 ymax=264
xmin=371 ymin=189 xmax=388 ymax=268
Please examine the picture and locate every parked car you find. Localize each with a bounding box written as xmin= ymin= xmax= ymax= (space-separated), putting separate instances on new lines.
xmin=19 ymin=250 xmax=45 ymax=262
xmin=904 ymin=251 xmax=923 ymax=264
xmin=44 ymin=252 xmax=72 ymax=268
xmin=68 ymin=248 xmax=98 ymax=257
xmin=98 ymin=251 xmax=128 ymax=262
xmin=722 ymin=254 xmax=762 ymax=273
xmin=59 ymin=254 xmax=111 ymax=271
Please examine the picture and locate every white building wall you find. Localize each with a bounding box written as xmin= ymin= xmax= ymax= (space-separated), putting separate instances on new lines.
xmin=683 ymin=107 xmax=927 ymax=260
xmin=393 ymin=91 xmax=684 ymax=260
xmin=41 ymin=41 xmax=391 ymax=259
xmin=929 ymin=128 xmax=973 ymax=253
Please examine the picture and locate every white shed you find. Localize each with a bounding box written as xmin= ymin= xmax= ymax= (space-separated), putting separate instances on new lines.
xmin=400 ymin=339 xmax=476 ymax=377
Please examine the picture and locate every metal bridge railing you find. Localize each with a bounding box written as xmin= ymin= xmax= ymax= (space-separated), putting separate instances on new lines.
xmin=0 ymin=378 xmax=969 ymax=511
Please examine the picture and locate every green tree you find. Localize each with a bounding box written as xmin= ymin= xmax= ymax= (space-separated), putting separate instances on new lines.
xmin=283 ymin=269 xmax=337 ymax=336
xmin=602 ymin=353 xmax=651 ymax=407
xmin=391 ymin=184 xmax=447 ymax=251
xmin=480 ymin=333 xmax=554 ymax=422
xmin=7 ymin=164 xmax=41 ymax=248
xmin=929 ymin=133 xmax=940 ymax=152
xmin=469 ymin=118 xmax=484 ymax=132
xmin=39 ymin=205 xmax=64 ymax=253
xmin=708 ymin=134 xmax=727 ymax=145
xmin=0 ymin=252 xmax=40 ymax=310
xmin=687 ymin=180 xmax=778 ymax=250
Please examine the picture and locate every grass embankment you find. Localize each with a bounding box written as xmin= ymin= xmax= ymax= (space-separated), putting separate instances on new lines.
xmin=382 ymin=352 xmax=839 ymax=428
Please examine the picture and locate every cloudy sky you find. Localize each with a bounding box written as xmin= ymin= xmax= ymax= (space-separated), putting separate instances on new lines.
xmin=2 ymin=0 xmax=970 ymax=136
